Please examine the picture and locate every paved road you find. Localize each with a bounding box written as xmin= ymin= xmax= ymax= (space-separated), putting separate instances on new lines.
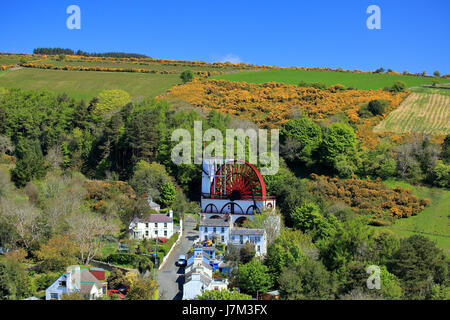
xmin=157 ymin=215 xmax=198 ymax=300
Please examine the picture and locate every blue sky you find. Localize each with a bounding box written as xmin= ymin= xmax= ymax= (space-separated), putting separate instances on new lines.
xmin=1 ymin=0 xmax=449 ymax=74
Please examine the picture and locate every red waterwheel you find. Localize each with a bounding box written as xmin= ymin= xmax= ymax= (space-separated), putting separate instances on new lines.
xmin=210 ymin=160 xmax=266 ymax=200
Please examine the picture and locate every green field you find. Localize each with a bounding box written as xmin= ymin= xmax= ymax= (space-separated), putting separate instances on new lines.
xmin=379 ymin=180 xmax=450 ymax=256
xmin=212 ymin=69 xmax=449 ymax=90
xmin=0 ymin=68 xmax=181 ymax=100
xmin=410 ymin=86 xmax=450 ymax=96
xmin=374 ymin=92 xmax=449 ymax=135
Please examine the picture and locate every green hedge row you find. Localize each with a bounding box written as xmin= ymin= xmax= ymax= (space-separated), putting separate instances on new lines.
xmin=106 ymin=253 xmax=153 ymax=269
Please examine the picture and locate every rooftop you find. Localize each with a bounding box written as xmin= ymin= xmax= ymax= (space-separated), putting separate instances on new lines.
xmin=230 ymin=228 xmax=265 ymax=236
xmin=200 ymin=219 xmax=230 ymax=227
xmin=132 ymin=214 xmax=173 ymax=223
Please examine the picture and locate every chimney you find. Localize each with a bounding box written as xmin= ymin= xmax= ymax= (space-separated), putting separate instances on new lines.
xmin=167 ymin=209 xmax=173 ymax=218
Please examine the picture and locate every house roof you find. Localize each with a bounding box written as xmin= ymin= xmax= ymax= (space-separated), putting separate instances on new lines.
xmin=79 ymin=282 xmax=97 ymax=295
xmin=185 ymin=270 xmax=212 ymax=287
xmin=200 ymin=219 xmax=229 ymax=227
xmin=132 ymin=214 xmax=173 ymax=223
xmin=65 ymin=268 xmax=105 ymax=293
xmin=90 ymin=268 xmax=106 ymax=281
xmin=230 ymin=228 xmax=265 ymax=236
xmin=148 ymin=199 xmax=160 ymax=209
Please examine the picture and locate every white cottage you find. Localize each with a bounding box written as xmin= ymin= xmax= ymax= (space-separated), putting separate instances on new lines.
xmin=129 ymin=211 xmax=174 ymax=240
xmin=45 ymin=267 xmax=106 ymax=300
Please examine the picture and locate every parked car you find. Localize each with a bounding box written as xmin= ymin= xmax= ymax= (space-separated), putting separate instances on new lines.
xmin=118 ymin=285 xmax=129 ymax=294
xmin=177 ymin=254 xmax=186 ymax=266
xmin=108 ymin=290 xmax=125 ymax=299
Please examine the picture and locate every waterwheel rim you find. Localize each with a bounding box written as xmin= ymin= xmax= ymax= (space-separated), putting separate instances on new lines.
xmin=210 ymin=160 xmax=266 ymax=200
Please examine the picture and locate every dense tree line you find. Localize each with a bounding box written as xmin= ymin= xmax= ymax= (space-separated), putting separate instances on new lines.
xmin=33 ymin=48 xmax=148 ymax=59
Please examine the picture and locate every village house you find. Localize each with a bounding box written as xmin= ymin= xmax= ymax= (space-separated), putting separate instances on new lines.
xmin=182 ymin=246 xmax=229 ymax=300
xmin=198 ymin=214 xmax=267 ymax=257
xmin=45 ymin=267 xmax=107 ymax=300
xmin=147 ymin=197 xmax=160 ymax=212
xmin=230 ymin=228 xmax=267 ymax=256
xmin=199 ymin=218 xmax=231 ymax=244
xmin=129 ymin=210 xmax=174 ymax=240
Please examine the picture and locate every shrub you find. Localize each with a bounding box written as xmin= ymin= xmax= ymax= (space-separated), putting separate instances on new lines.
xmin=107 ymin=253 xmax=152 ymax=269
xmin=180 ymin=69 xmax=194 ymax=83
xmin=367 ymin=99 xmax=388 ymax=116
xmin=389 ymin=81 xmax=407 ymax=93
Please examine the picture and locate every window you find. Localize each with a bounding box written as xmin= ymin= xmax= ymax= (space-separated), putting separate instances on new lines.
xmin=164 ymin=230 xmax=167 ymax=236
xmin=257 ymin=245 xmax=260 ymax=252
xmin=164 ymin=223 xmax=167 ymax=228
xmin=155 ymin=230 xmax=158 ymax=235
xmin=221 ymin=236 xmax=224 ymax=242
xmin=221 ymin=227 xmax=225 ymax=233
xmin=213 ymin=227 xmax=216 ymax=233
xmin=145 ymin=223 xmax=149 ymax=228
xmin=58 ymin=281 xmax=66 ymax=287
xmin=240 ymin=235 xmax=244 ymax=244
xmin=145 ymin=230 xmax=149 ymax=236
xmin=50 ymin=293 xmax=59 ymax=300
xmin=154 ymin=223 xmax=158 ymax=228
xmin=205 ymin=227 xmax=208 ymax=232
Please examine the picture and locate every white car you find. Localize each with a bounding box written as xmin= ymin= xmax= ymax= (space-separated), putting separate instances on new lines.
xmin=177 ymin=254 xmax=186 ymax=266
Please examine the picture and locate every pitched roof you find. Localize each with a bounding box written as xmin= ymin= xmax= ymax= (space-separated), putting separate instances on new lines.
xmin=79 ymin=282 xmax=97 ymax=295
xmin=90 ymin=268 xmax=106 ymax=281
xmin=200 ymin=219 xmax=230 ymax=227
xmin=65 ymin=268 xmax=105 ymax=293
xmin=132 ymin=214 xmax=173 ymax=223
xmin=230 ymin=228 xmax=265 ymax=236
xmin=185 ymin=269 xmax=212 ymax=287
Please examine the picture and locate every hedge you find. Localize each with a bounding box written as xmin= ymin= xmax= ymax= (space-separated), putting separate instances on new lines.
xmin=106 ymin=253 xmax=152 ymax=269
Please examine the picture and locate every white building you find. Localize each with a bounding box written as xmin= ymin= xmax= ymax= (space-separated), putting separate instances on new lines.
xmin=230 ymin=228 xmax=267 ymax=257
xmin=200 ymin=158 xmax=276 ymax=225
xmin=129 ymin=211 xmax=174 ymax=240
xmin=182 ymin=247 xmax=228 ymax=300
xmin=199 ymin=217 xmax=231 ymax=244
xmin=45 ymin=267 xmax=106 ymax=300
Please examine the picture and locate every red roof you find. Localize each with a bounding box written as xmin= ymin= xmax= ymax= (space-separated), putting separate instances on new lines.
xmin=90 ymin=269 xmax=106 ymax=281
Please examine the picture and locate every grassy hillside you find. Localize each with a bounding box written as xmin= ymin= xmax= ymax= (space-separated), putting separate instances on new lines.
xmin=212 ymin=69 xmax=449 ymax=90
xmin=0 ymin=68 xmax=181 ymax=100
xmin=380 ymin=180 xmax=450 ymax=255
xmin=374 ymin=92 xmax=450 ymax=135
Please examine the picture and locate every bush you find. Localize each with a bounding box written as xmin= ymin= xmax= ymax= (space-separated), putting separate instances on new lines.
xmin=367 ymin=99 xmax=388 ymax=116
xmin=298 ymin=81 xmax=327 ymax=90
xmin=388 ymin=81 xmax=406 ymax=93
xmin=180 ymin=69 xmax=194 ymax=83
xmin=33 ymin=272 xmax=60 ymax=291
xmin=107 ymin=253 xmax=152 ymax=269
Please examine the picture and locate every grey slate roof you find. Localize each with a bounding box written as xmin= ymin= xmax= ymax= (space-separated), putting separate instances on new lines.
xmin=230 ymin=228 xmax=265 ymax=235
xmin=200 ymin=219 xmax=230 ymax=227
xmin=185 ymin=269 xmax=212 ymax=287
